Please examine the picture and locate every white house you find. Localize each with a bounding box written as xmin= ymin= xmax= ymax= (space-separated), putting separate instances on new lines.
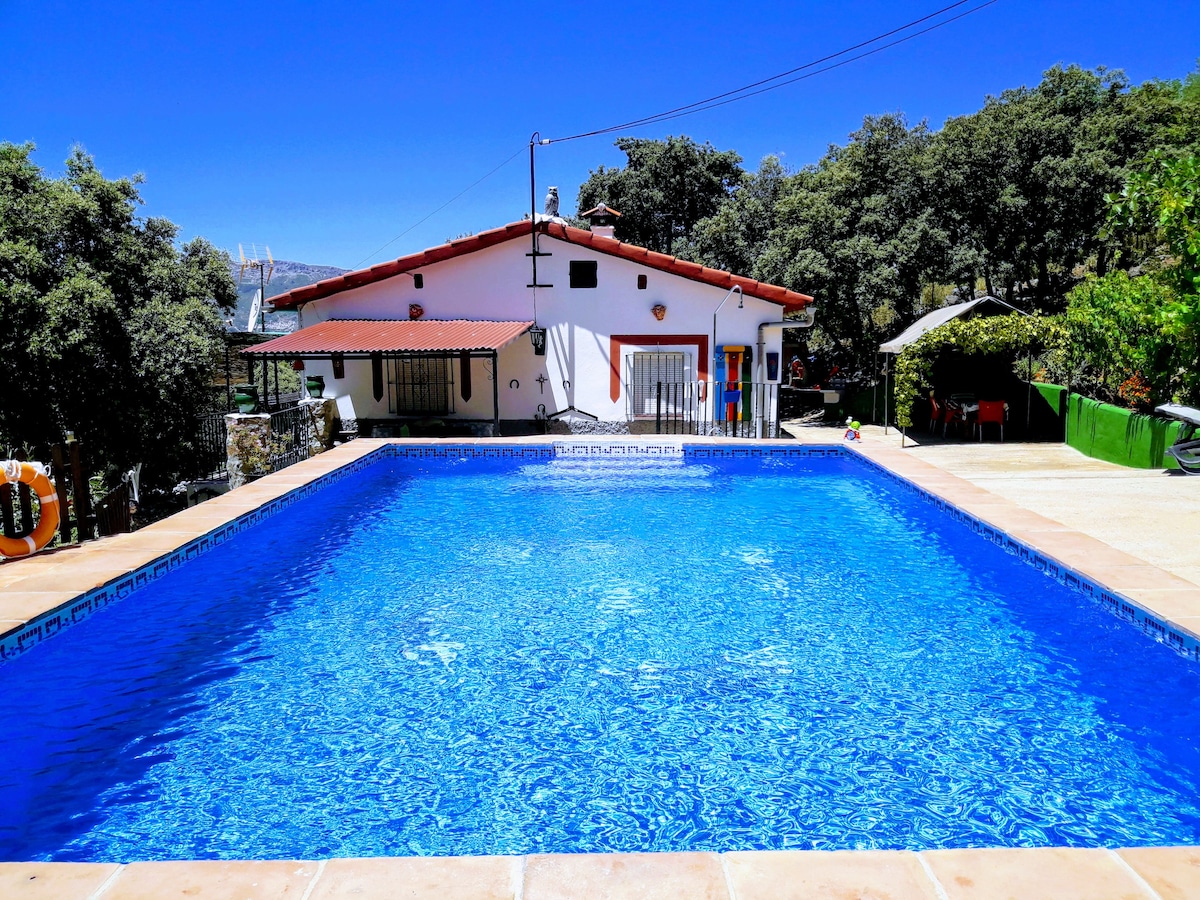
xmin=247 ymin=210 xmax=814 ymax=436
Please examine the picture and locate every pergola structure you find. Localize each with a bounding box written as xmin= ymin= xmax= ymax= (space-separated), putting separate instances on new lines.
xmin=242 ymin=319 xmax=533 ymax=432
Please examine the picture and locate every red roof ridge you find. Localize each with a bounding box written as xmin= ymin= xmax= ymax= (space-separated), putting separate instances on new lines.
xmin=267 ymin=220 xmax=812 ymax=312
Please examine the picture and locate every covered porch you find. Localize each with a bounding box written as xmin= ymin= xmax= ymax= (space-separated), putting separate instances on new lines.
xmin=242 ymin=319 xmax=534 ymax=437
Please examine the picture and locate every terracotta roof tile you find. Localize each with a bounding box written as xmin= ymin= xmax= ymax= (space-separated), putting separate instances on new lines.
xmin=267 ymin=221 xmax=813 ymax=312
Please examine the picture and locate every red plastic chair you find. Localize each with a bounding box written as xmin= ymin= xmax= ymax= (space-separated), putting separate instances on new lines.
xmin=928 ymin=396 xmax=944 ymax=434
xmin=976 ymin=401 xmax=1006 ymax=441
xmin=944 ymin=400 xmax=968 ymax=438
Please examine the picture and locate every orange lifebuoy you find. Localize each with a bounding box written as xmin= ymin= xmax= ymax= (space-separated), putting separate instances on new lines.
xmin=0 ymin=462 xmax=60 ymax=557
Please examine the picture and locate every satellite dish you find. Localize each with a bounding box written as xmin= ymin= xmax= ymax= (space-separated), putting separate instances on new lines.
xmin=237 ymin=243 xmax=274 ymax=331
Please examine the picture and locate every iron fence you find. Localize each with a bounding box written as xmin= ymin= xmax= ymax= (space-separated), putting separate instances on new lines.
xmin=644 ymin=381 xmax=781 ymax=438
xmin=192 ymin=412 xmax=229 ymax=480
xmin=268 ymin=405 xmax=313 ymax=473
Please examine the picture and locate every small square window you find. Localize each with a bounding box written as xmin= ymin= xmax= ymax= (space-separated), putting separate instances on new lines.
xmin=412 ymin=274 xmax=424 ymax=289
xmin=637 ymin=274 xmax=647 ymax=290
xmin=569 ymin=260 xmax=598 ymax=289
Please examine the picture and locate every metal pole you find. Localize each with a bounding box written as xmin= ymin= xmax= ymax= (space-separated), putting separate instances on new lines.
xmin=1026 ymin=347 xmax=1033 ymax=434
xmin=883 ymin=354 xmax=890 ymax=435
xmin=872 ymin=353 xmax=878 ymax=425
xmin=529 ymin=135 xmax=537 ymax=286
xmin=492 ymin=350 xmax=500 ymax=435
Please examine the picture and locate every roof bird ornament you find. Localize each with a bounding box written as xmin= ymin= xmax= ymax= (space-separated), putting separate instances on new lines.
xmin=544 ymin=186 xmax=559 ymax=218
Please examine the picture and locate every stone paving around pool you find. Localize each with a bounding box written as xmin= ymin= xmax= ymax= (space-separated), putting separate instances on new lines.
xmin=2 ymin=846 xmax=1200 ymax=899
xmin=2 ymin=434 xmax=1200 ymax=898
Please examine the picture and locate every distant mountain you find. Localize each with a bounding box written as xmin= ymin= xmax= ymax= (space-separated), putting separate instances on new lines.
xmin=227 ymin=260 xmax=348 ymax=333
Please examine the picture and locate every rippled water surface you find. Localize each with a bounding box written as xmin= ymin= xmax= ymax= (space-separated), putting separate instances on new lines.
xmin=2 ymin=452 xmax=1199 ymax=861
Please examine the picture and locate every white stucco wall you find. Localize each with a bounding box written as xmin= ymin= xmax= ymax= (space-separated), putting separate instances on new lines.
xmin=296 ymin=232 xmax=793 ymax=424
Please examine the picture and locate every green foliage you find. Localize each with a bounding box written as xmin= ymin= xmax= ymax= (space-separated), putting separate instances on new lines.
xmin=924 ymin=65 xmax=1182 ymax=307
xmin=575 ymin=135 xmax=744 ymax=254
xmin=1106 ymin=152 xmax=1199 ymax=308
xmin=686 ymin=155 xmax=789 ymax=276
xmin=753 ymin=113 xmax=944 ymax=366
xmin=574 ymin=63 xmax=1200 ymax=381
xmin=1093 ymin=154 xmax=1200 ymax=405
xmin=0 ymin=143 xmax=237 ymax=488
xmin=892 ymin=315 xmax=1066 ymax=427
xmin=1064 ymin=272 xmax=1188 ymax=408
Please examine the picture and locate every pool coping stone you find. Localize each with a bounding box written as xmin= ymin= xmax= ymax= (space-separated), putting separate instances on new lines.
xmin=0 ymin=846 xmax=1195 ymax=898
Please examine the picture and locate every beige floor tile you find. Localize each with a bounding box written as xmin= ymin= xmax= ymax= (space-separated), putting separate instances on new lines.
xmin=0 ymin=591 xmax=79 ymax=622
xmin=1005 ymin=532 xmax=1147 ymax=569
xmin=135 ymin=515 xmax=240 ymax=535
xmin=3 ymin=556 xmax=160 ymax=594
xmin=962 ymin=508 xmax=1076 ymax=533
xmin=1117 ymin=846 xmax=1200 ymax=900
xmin=523 ymin=852 xmax=727 ymax=900
xmin=921 ymin=847 xmax=1152 ymax=900
xmin=310 ymin=856 xmax=520 ymax=900
xmin=1119 ymin=588 xmax=1200 ymax=622
xmin=106 ymin=859 xmax=317 ymax=899
xmin=0 ymin=862 xmax=120 ymax=897
xmin=1075 ymin=566 xmax=1197 ymax=592
xmin=724 ymin=849 xmax=940 ymax=900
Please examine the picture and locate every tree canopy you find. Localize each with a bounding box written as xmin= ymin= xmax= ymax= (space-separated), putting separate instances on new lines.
xmin=575 ymin=64 xmax=1200 ymax=381
xmin=0 ymin=143 xmax=237 ymax=488
xmin=576 ymin=136 xmax=744 ymax=255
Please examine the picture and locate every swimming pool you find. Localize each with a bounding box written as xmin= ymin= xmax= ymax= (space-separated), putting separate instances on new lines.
xmin=1 ymin=446 xmax=1198 ymax=861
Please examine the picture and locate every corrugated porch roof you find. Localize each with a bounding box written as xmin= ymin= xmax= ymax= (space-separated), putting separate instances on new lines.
xmin=241 ymin=319 xmax=534 ymax=356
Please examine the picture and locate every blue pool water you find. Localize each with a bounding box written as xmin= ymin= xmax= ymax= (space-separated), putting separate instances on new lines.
xmin=1 ymin=451 xmax=1199 ymax=861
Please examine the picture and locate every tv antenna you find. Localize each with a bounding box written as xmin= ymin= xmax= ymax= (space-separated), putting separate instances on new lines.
xmin=238 ymin=243 xmax=275 ymax=332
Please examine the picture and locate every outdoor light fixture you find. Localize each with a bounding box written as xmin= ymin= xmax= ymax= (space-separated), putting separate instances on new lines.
xmin=529 ymin=324 xmax=547 ymax=356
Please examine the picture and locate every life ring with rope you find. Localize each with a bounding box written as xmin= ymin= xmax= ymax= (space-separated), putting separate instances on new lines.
xmin=0 ymin=461 xmax=60 ymax=557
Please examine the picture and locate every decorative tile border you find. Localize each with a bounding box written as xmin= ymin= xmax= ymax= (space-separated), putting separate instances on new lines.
xmin=554 ymin=442 xmax=684 ymax=456
xmin=4 ymin=440 xmax=1196 ymax=666
xmin=686 ymin=445 xmax=846 ymax=459
xmin=391 ymin=445 xmax=554 ymax=460
xmin=845 ymin=446 xmax=1200 ymax=663
xmin=0 ymin=447 xmax=392 ymax=664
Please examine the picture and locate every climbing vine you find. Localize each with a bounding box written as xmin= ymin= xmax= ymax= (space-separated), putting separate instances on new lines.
xmin=892 ymin=314 xmax=1067 ymax=427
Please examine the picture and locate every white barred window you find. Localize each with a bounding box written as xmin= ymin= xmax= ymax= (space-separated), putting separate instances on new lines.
xmin=628 ymin=351 xmax=688 ymax=416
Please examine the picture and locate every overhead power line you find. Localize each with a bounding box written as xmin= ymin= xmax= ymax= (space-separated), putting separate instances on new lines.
xmin=351 ymin=144 xmax=526 ymax=269
xmin=546 ymin=0 xmax=1000 ymax=143
xmin=352 ymin=0 xmax=999 ymax=268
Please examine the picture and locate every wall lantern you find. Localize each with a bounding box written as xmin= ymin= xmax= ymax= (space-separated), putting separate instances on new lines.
xmin=651 ymin=304 xmax=667 ymax=321
xmin=409 ymin=303 xmax=424 ymax=320
xmin=529 ymin=324 xmax=547 ymax=356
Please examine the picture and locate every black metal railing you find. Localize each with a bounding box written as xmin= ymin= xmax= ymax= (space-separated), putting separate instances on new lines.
xmin=192 ymin=412 xmax=229 ymax=480
xmin=647 ymin=381 xmax=781 ymax=438
xmin=268 ymin=405 xmax=313 ymax=472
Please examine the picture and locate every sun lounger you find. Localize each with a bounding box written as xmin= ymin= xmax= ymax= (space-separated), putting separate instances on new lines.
xmin=1155 ymin=404 xmax=1200 ymax=475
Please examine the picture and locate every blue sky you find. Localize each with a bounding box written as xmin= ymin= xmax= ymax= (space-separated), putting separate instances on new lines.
xmin=2 ymin=0 xmax=1197 ymax=270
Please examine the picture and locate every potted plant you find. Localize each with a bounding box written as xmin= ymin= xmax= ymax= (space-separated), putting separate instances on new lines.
xmin=229 ymin=428 xmax=285 ymax=483
xmin=233 ymin=384 xmax=259 ymax=414
xmin=306 ymin=374 xmax=325 ymax=399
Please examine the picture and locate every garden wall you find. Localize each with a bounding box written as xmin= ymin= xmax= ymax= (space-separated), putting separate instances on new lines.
xmin=1064 ymin=393 xmax=1183 ymax=469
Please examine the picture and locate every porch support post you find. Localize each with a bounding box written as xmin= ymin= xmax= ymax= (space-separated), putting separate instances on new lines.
xmin=883 ymin=354 xmax=890 ymax=435
xmin=492 ymin=350 xmax=500 ymax=436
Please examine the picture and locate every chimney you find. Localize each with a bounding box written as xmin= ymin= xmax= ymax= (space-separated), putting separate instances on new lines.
xmin=580 ymin=203 xmax=621 ymax=239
